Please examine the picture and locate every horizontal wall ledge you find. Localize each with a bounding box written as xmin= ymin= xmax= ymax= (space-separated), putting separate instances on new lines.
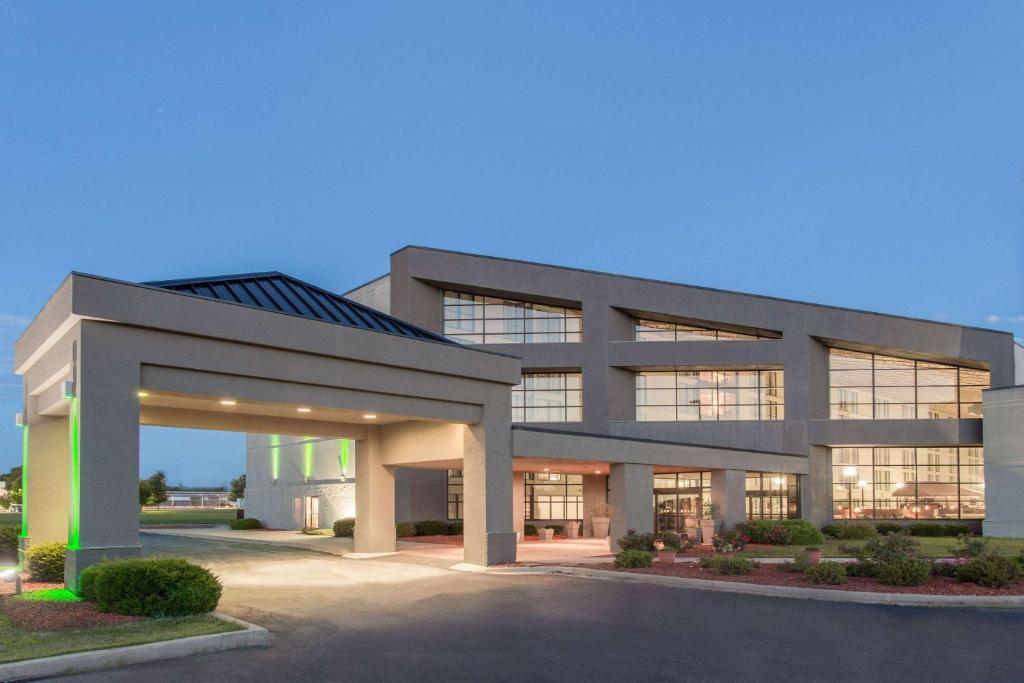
xmin=608 ymin=420 xmax=794 ymax=455
xmin=809 ymin=418 xmax=982 ymax=446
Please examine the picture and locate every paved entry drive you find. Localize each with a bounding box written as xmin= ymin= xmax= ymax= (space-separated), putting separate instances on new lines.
xmin=52 ymin=533 xmax=1024 ymax=683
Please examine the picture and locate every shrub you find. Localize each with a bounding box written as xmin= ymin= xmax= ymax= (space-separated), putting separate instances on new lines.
xmin=85 ymin=558 xmax=222 ymax=617
xmin=0 ymin=524 xmax=19 ymax=562
xmin=834 ymin=523 xmax=878 ymax=540
xmin=908 ymin=523 xmax=969 ymax=537
xmin=821 ymin=524 xmax=841 ymax=539
xmin=614 ymin=549 xmax=653 ymax=568
xmin=229 ymin=517 xmax=263 ymax=530
xmin=932 ymin=559 xmax=968 ymax=578
xmin=875 ymin=522 xmax=904 ymax=536
xmin=524 ymin=524 xmax=538 ymax=536
xmin=950 ymin=534 xmax=988 ymax=559
xmin=843 ymin=533 xmax=921 ymax=566
xmin=778 ymin=560 xmax=809 ymax=573
xmin=25 ymin=542 xmax=65 ymax=582
xmin=957 ymin=555 xmax=1023 ymax=588
xmin=806 ymin=561 xmax=847 ymax=585
xmin=395 ymin=522 xmax=417 ymax=537
xmin=333 ymin=518 xmax=355 ymax=537
xmin=735 ymin=520 xmax=823 ymax=545
xmin=699 ymin=556 xmax=755 ymax=575
xmin=618 ymin=530 xmax=656 ymax=552
xmin=712 ymin=529 xmax=749 ymax=553
xmin=765 ymin=525 xmax=793 ymax=546
xmin=448 ymin=521 xmax=463 ymax=535
xmin=845 ymin=561 xmax=879 ymax=578
xmin=656 ymin=531 xmax=691 ymax=553
xmin=77 ymin=564 xmax=102 ymax=601
xmin=414 ymin=520 xmax=451 ymax=536
xmin=877 ymin=557 xmax=931 ymax=586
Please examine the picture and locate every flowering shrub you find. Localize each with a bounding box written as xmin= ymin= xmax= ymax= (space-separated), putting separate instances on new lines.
xmin=764 ymin=525 xmax=793 ymax=545
xmin=712 ymin=529 xmax=749 ymax=553
xmin=932 ymin=558 xmax=969 ymax=578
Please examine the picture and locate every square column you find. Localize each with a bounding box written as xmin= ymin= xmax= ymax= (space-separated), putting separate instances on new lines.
xmin=512 ymin=471 xmax=525 ymax=541
xmin=19 ymin=413 xmax=71 ymax=564
xmin=354 ymin=426 xmax=396 ymax=553
xmin=607 ymin=463 xmax=653 ymax=552
xmin=581 ymin=474 xmax=607 ymax=537
xmin=710 ymin=469 xmax=746 ymax=531
xmin=803 ymin=447 xmax=833 ymax=528
xmin=462 ymin=418 xmax=516 ymax=566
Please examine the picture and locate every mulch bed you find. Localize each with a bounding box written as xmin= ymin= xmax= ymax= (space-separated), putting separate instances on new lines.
xmin=401 ymin=534 xmax=464 ymax=546
xmin=1 ymin=594 xmax=141 ymax=631
xmin=0 ymin=578 xmax=61 ymax=597
xmin=573 ymin=561 xmax=1024 ymax=596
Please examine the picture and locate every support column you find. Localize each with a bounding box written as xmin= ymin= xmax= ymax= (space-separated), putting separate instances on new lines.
xmin=710 ymin=469 xmax=746 ymax=531
xmin=68 ymin=327 xmax=143 ymax=590
xmin=354 ymin=426 xmax=396 ymax=553
xmin=19 ymin=414 xmax=71 ymax=564
xmin=512 ymin=471 xmax=525 ymax=541
xmin=582 ymin=474 xmax=607 ymax=537
xmin=804 ymin=447 xmax=833 ymax=528
xmin=607 ymin=463 xmax=653 ymax=552
xmin=462 ymin=416 xmax=516 ymax=566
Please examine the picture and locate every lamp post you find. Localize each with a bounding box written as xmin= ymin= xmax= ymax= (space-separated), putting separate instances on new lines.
xmin=0 ymin=568 xmax=22 ymax=595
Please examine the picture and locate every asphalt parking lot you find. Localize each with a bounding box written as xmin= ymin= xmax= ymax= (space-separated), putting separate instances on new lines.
xmin=57 ymin=533 xmax=1024 ymax=682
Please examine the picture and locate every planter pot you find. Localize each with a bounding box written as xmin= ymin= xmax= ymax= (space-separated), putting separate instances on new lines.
xmin=684 ymin=518 xmax=699 ymax=543
xmin=657 ymin=550 xmax=677 ymax=565
xmin=806 ymin=549 xmax=822 ymax=565
xmin=566 ymin=521 xmax=581 ymax=539
xmin=537 ymin=528 xmax=554 ymax=541
xmin=700 ymin=519 xmax=721 ymax=546
xmin=591 ymin=516 xmax=610 ymax=538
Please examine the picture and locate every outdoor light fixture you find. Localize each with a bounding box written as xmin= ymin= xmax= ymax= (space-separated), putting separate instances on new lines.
xmin=842 ymin=466 xmax=858 ymax=478
xmin=594 ymin=470 xmax=601 ymax=474
xmin=14 ymin=412 xmax=24 ymax=427
xmin=0 ymin=569 xmax=21 ymax=595
xmin=220 ymin=399 xmax=237 ymax=406
xmin=543 ymin=468 xmax=550 ymax=472
xmin=363 ymin=414 xmax=377 ymax=419
xmin=297 ymin=407 xmax=311 ymax=413
xmin=62 ymin=380 xmax=75 ymax=400
xmin=137 ymin=391 xmax=149 ymax=398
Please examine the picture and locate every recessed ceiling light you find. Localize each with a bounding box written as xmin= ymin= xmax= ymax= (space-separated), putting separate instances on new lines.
xmin=543 ymin=468 xmax=550 ymax=472
xmin=363 ymin=414 xmax=377 ymax=419
xmin=220 ymin=399 xmax=237 ymax=406
xmin=297 ymin=407 xmax=311 ymax=413
xmin=137 ymin=391 xmax=149 ymax=398
xmin=594 ymin=470 xmax=601 ymax=474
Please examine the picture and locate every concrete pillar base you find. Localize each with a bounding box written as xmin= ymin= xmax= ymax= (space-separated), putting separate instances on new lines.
xmin=65 ymin=545 xmax=142 ymax=592
xmin=983 ymin=521 xmax=1024 ymax=538
xmin=608 ymin=463 xmax=654 ymax=552
xmin=710 ymin=469 xmax=746 ymax=531
xmin=465 ymin=531 xmax=517 ymax=566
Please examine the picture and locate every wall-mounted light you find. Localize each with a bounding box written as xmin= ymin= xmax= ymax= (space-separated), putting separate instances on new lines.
xmin=62 ymin=381 xmax=75 ymax=400
xmin=297 ymin=407 xmax=311 ymax=413
xmin=220 ymin=399 xmax=237 ymax=406
xmin=137 ymin=391 xmax=149 ymax=398
xmin=15 ymin=413 xmax=24 ymax=427
xmin=363 ymin=414 xmax=377 ymax=419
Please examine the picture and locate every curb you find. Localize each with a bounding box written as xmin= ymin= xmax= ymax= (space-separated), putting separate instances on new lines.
xmin=489 ymin=566 xmax=1024 ymax=609
xmin=0 ymin=613 xmax=268 ymax=682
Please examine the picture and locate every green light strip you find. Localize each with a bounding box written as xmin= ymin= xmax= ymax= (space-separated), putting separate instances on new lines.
xmin=304 ymin=439 xmax=313 ymax=479
xmin=67 ymin=397 xmax=81 ymax=550
xmin=19 ymin=424 xmax=28 ymax=538
xmin=270 ymin=434 xmax=280 ymax=480
xmin=339 ymin=439 xmax=350 ymax=477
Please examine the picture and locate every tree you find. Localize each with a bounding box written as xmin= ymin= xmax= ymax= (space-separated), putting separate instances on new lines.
xmin=229 ymin=474 xmax=246 ymax=502
xmin=146 ymin=471 xmax=168 ymax=507
xmin=139 ymin=479 xmax=153 ymax=506
xmin=1 ymin=466 xmax=23 ymax=506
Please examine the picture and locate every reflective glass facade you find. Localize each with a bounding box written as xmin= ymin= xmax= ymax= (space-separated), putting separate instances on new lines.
xmin=512 ymin=372 xmax=583 ymax=422
xmin=443 ymin=290 xmax=582 ymax=344
xmin=745 ymin=472 xmax=800 ymax=519
xmin=832 ymin=447 xmax=984 ymax=519
xmin=524 ymin=472 xmax=583 ymax=520
xmin=654 ymin=472 xmax=712 ymax=532
xmin=635 ymin=319 xmax=777 ymax=341
xmin=829 ymin=349 xmax=989 ymax=420
xmin=636 ymin=370 xmax=784 ymax=421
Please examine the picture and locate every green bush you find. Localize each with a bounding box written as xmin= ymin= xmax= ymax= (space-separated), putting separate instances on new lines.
xmin=877 ymin=557 xmax=931 ymax=586
xmin=950 ymin=534 xmax=988 ymax=559
xmin=843 ymin=533 xmax=921 ymax=565
xmin=448 ymin=521 xmax=463 ymax=535
xmin=735 ymin=520 xmax=823 ymax=545
xmin=700 ymin=556 xmax=756 ymax=575
xmin=524 ymin=524 xmax=538 ymax=536
xmin=614 ymin=549 xmax=654 ymax=568
xmin=395 ymin=522 xmax=417 ymax=537
xmin=907 ymin=523 xmax=969 ymax=537
xmin=931 ymin=560 xmax=963 ymax=578
xmin=229 ymin=517 xmax=263 ymax=530
xmin=0 ymin=524 xmax=19 ymax=562
xmin=821 ymin=524 xmax=841 ymax=539
xmin=957 ymin=555 xmax=1023 ymax=588
xmin=875 ymin=522 xmax=904 ymax=536
xmin=85 ymin=558 xmax=222 ymax=617
xmin=845 ymin=561 xmax=880 ymax=578
xmin=25 ymin=542 xmax=65 ymax=582
xmin=806 ymin=561 xmax=847 ymax=585
xmin=333 ymin=518 xmax=355 ymax=537
xmin=833 ymin=523 xmax=878 ymax=540
xmin=413 ymin=520 xmax=451 ymax=536
xmin=617 ymin=530 xmax=656 ymax=552
xmin=77 ymin=564 xmax=101 ymax=601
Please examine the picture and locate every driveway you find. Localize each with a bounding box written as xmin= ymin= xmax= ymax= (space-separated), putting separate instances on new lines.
xmin=57 ymin=533 xmax=1024 ymax=682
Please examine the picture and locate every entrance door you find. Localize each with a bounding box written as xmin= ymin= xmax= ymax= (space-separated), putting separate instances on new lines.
xmin=304 ymin=496 xmax=320 ymax=529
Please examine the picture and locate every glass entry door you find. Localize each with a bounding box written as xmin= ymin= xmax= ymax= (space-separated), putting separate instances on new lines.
xmin=304 ymin=496 xmax=320 ymax=529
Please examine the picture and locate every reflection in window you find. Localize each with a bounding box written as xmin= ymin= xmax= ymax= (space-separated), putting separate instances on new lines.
xmin=635 ymin=319 xmax=778 ymax=342
xmin=746 ymin=472 xmax=801 ymax=520
xmin=655 ymin=472 xmax=711 ymax=532
xmin=524 ymin=472 xmax=583 ymax=520
xmin=447 ymin=469 xmax=464 ymax=521
xmin=443 ymin=290 xmax=582 ymax=344
xmin=828 ymin=349 xmax=989 ymax=420
xmin=832 ymin=447 xmax=984 ymax=520
xmin=512 ymin=372 xmax=582 ymax=423
xmin=636 ymin=370 xmax=784 ymax=421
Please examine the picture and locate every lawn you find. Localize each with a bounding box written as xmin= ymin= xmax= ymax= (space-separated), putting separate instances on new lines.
xmin=0 ymin=612 xmax=241 ymax=664
xmin=734 ymin=536 xmax=1024 ymax=559
xmin=139 ymin=508 xmax=238 ymax=526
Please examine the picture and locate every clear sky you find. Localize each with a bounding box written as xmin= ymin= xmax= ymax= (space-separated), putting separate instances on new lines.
xmin=2 ymin=2 xmax=1022 ymax=485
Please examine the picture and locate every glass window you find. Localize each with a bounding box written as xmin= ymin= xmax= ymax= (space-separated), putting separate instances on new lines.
xmin=634 ymin=318 xmax=778 ymax=342
xmin=654 ymin=472 xmax=713 ymax=532
xmin=447 ymin=469 xmax=464 ymax=521
xmin=512 ymin=372 xmax=583 ymax=423
xmin=443 ymin=290 xmax=582 ymax=344
xmin=524 ymin=473 xmax=584 ymax=521
xmin=828 ymin=349 xmax=990 ymax=420
xmin=745 ymin=472 xmax=801 ymax=520
xmin=831 ymin=447 xmax=984 ymax=520
xmin=636 ymin=370 xmax=784 ymax=421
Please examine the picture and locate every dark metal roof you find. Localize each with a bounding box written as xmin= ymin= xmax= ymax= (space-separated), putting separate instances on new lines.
xmin=144 ymin=271 xmax=458 ymax=346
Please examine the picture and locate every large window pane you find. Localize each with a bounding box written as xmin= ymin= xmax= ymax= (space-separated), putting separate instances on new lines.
xmin=512 ymin=372 xmax=583 ymax=423
xmin=637 ymin=369 xmax=783 ymax=422
xmin=444 ymin=290 xmax=581 ymax=344
xmin=634 ymin=319 xmax=777 ymax=341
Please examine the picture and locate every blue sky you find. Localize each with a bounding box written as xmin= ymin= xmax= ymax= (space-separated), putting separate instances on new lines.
xmin=1 ymin=2 xmax=1022 ymax=485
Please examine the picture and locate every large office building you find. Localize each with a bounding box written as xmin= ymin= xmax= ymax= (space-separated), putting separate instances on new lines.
xmin=244 ymin=246 xmax=1024 ymax=540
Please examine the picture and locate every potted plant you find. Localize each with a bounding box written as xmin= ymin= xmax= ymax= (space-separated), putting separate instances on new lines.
xmin=805 ymin=546 xmax=822 ymax=564
xmin=566 ymin=520 xmax=581 ymax=539
xmin=590 ymin=502 xmax=613 ymax=538
xmin=699 ymin=501 xmax=720 ymax=546
xmin=537 ymin=527 xmax=555 ymax=541
xmin=654 ymin=533 xmax=686 ymax=565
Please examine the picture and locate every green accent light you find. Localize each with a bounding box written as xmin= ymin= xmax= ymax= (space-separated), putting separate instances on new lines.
xmin=303 ymin=439 xmax=313 ymax=479
xmin=67 ymin=397 xmax=81 ymax=550
xmin=339 ymin=439 xmax=350 ymax=478
xmin=270 ymin=434 xmax=280 ymax=480
xmin=17 ymin=588 xmax=80 ymax=602
xmin=19 ymin=424 xmax=28 ymax=538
